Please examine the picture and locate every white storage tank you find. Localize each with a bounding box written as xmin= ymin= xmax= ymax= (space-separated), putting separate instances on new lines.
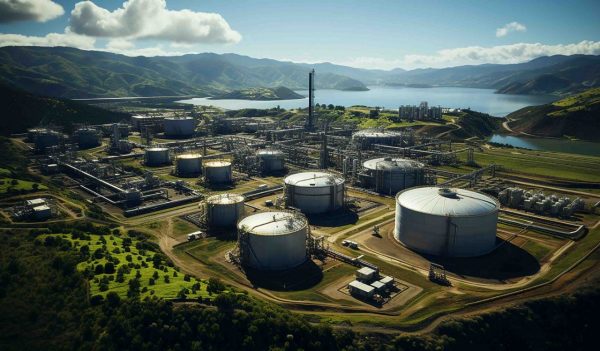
xmin=360 ymin=157 xmax=425 ymax=195
xmin=175 ymin=154 xmax=202 ymax=176
xmin=205 ymin=193 xmax=245 ymax=228
xmin=204 ymin=160 xmax=232 ymax=184
xmin=74 ymin=127 xmax=102 ymax=149
xmin=163 ymin=117 xmax=196 ymax=137
xmin=394 ymin=187 xmax=499 ymax=257
xmin=257 ymin=149 xmax=285 ymax=173
xmin=352 ymin=129 xmax=404 ymax=149
xmin=284 ymin=172 xmax=345 ymax=214
xmin=144 ymin=147 xmax=171 ymax=166
xmin=237 ymin=211 xmax=308 ymax=270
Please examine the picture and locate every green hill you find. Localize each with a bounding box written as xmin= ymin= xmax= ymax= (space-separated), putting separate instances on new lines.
xmin=0 ymin=47 xmax=367 ymax=98
xmin=0 ymin=84 xmax=130 ymax=135
xmin=506 ymin=87 xmax=600 ymax=141
xmin=211 ymin=86 xmax=304 ymax=100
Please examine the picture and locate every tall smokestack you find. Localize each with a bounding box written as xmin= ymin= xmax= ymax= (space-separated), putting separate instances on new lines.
xmin=306 ymin=69 xmax=315 ymax=130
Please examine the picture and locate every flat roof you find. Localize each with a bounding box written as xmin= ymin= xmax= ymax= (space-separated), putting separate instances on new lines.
xmin=26 ymin=198 xmax=46 ymax=206
xmin=371 ymin=281 xmax=386 ymax=289
xmin=33 ymin=205 xmax=50 ymax=211
xmin=357 ymin=267 xmax=376 ymax=275
xmin=379 ymin=276 xmax=394 ymax=284
xmin=349 ymin=280 xmax=375 ymax=293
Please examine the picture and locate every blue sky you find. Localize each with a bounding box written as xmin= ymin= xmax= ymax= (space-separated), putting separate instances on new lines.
xmin=0 ymin=0 xmax=599 ymax=69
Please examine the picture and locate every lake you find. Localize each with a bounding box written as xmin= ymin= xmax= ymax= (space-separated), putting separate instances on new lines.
xmin=489 ymin=134 xmax=600 ymax=157
xmin=178 ymin=86 xmax=557 ymax=117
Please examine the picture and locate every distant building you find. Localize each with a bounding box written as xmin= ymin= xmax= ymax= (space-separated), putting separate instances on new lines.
xmin=398 ymin=101 xmax=442 ymax=121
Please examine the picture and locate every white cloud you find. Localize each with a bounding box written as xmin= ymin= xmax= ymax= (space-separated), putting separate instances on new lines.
xmin=69 ymin=0 xmax=241 ymax=44
xmin=0 ymin=0 xmax=64 ymax=23
xmin=0 ymin=32 xmax=95 ymax=49
xmin=338 ymin=41 xmax=600 ymax=70
xmin=496 ymin=22 xmax=527 ymax=38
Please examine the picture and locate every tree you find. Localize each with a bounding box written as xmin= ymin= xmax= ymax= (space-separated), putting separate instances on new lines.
xmin=104 ymin=262 xmax=115 ymax=274
xmin=207 ymin=277 xmax=225 ymax=294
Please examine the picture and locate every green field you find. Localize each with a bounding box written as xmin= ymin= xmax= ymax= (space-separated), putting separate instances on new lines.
xmin=0 ymin=177 xmax=47 ymax=194
xmin=40 ymin=231 xmax=215 ymax=300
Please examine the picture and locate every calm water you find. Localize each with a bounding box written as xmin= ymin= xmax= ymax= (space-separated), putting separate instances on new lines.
xmin=178 ymin=86 xmax=557 ymax=117
xmin=489 ymin=134 xmax=600 ymax=156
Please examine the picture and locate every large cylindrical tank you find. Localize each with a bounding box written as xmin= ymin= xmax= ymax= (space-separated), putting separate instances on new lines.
xmin=237 ymin=211 xmax=308 ymax=270
xmin=175 ymin=154 xmax=202 ymax=176
xmin=394 ymin=187 xmax=499 ymax=257
xmin=284 ymin=171 xmax=345 ymax=214
xmin=204 ymin=160 xmax=232 ymax=183
xmin=257 ymin=149 xmax=285 ymax=173
xmin=28 ymin=128 xmax=63 ymax=151
xmin=352 ymin=129 xmax=403 ymax=149
xmin=205 ymin=193 xmax=245 ymax=228
xmin=144 ymin=147 xmax=171 ymax=166
xmin=361 ymin=157 xmax=425 ymax=195
xmin=74 ymin=127 xmax=102 ymax=149
xmin=163 ymin=117 xmax=196 ymax=137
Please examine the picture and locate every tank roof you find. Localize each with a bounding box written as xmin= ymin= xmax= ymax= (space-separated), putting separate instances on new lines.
xmin=363 ymin=157 xmax=424 ymax=171
xmin=257 ymin=149 xmax=284 ymax=156
xmin=284 ymin=171 xmax=344 ymax=187
xmin=205 ymin=160 xmax=231 ymax=167
xmin=176 ymin=153 xmax=201 ymax=159
xmin=238 ymin=211 xmax=306 ymax=236
xmin=206 ymin=193 xmax=244 ymax=204
xmin=164 ymin=116 xmax=194 ymax=120
xmin=397 ymin=187 xmax=499 ymax=216
xmin=146 ymin=147 xmax=169 ymax=152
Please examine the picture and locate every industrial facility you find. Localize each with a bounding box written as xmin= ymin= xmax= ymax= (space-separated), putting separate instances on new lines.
xmin=394 ymin=187 xmax=499 ymax=257
xmin=175 ymin=154 xmax=202 ymax=177
xmin=163 ymin=117 xmax=197 ymax=138
xmin=358 ymin=157 xmax=425 ymax=195
xmin=203 ymin=193 xmax=245 ymax=228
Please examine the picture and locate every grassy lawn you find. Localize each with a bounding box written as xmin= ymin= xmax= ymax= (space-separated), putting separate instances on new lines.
xmin=0 ymin=177 xmax=47 ymax=194
xmin=40 ymin=231 xmax=215 ymax=300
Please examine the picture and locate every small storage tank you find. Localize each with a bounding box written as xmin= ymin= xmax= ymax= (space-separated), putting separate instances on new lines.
xmin=257 ymin=149 xmax=285 ymax=173
xmin=360 ymin=157 xmax=425 ymax=195
xmin=204 ymin=160 xmax=232 ymax=183
xmin=144 ymin=147 xmax=171 ymax=166
xmin=237 ymin=211 xmax=308 ymax=270
xmin=163 ymin=117 xmax=196 ymax=137
xmin=284 ymin=171 xmax=345 ymax=214
xmin=352 ymin=129 xmax=403 ymax=149
xmin=175 ymin=154 xmax=202 ymax=176
xmin=205 ymin=193 xmax=245 ymax=228
xmin=395 ymin=187 xmax=499 ymax=257
xmin=74 ymin=127 xmax=102 ymax=149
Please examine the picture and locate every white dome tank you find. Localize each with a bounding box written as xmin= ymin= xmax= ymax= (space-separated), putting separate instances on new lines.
xmin=205 ymin=193 xmax=245 ymax=228
xmin=394 ymin=187 xmax=499 ymax=257
xmin=204 ymin=160 xmax=232 ymax=183
xmin=284 ymin=171 xmax=345 ymax=214
xmin=257 ymin=149 xmax=285 ymax=173
xmin=163 ymin=117 xmax=196 ymax=137
xmin=361 ymin=157 xmax=425 ymax=195
xmin=237 ymin=211 xmax=308 ymax=270
xmin=144 ymin=147 xmax=170 ymax=166
xmin=175 ymin=154 xmax=202 ymax=176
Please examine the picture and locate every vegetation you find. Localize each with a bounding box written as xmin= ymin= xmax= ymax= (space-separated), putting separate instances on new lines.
xmin=0 ymin=84 xmax=130 ymax=135
xmin=506 ymin=87 xmax=600 ymax=141
xmin=211 ymin=86 xmax=304 ymax=100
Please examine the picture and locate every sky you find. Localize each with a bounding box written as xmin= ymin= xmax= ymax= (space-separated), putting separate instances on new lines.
xmin=0 ymin=0 xmax=599 ymax=70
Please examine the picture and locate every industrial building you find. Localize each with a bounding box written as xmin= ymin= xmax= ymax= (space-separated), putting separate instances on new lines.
xmin=394 ymin=187 xmax=499 ymax=257
xmin=356 ymin=266 xmax=378 ymax=282
xmin=498 ymin=187 xmax=585 ymax=218
xmin=131 ymin=115 xmax=165 ymax=131
xmin=204 ymin=193 xmax=245 ymax=228
xmin=348 ymin=280 xmax=375 ymax=298
xmin=257 ymin=149 xmax=286 ymax=173
xmin=204 ymin=160 xmax=232 ymax=184
xmin=163 ymin=117 xmax=197 ymax=138
xmin=351 ymin=129 xmax=404 ymax=149
xmin=27 ymin=128 xmax=64 ymax=152
xmin=32 ymin=205 xmax=51 ymax=220
xmin=175 ymin=154 xmax=202 ymax=177
xmin=237 ymin=211 xmax=308 ymax=270
xmin=144 ymin=147 xmax=171 ymax=166
xmin=284 ymin=172 xmax=345 ymax=214
xmin=359 ymin=157 xmax=425 ymax=195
